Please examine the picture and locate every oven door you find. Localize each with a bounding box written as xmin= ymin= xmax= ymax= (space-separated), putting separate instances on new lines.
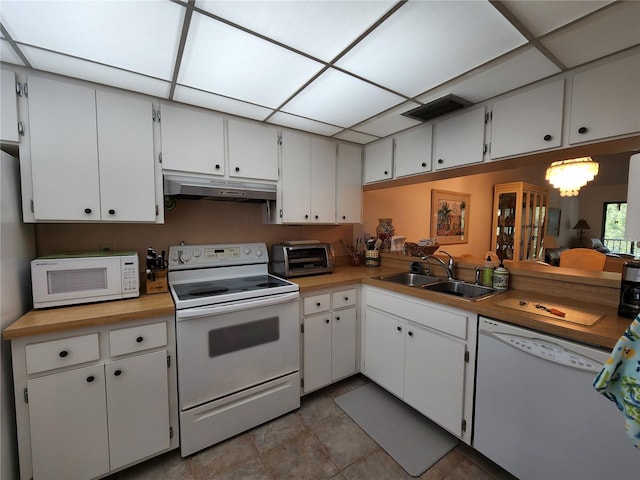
xmin=176 ymin=292 xmax=299 ymax=410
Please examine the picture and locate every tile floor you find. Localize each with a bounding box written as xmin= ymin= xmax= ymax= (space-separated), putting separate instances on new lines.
xmin=110 ymin=375 xmax=516 ymax=480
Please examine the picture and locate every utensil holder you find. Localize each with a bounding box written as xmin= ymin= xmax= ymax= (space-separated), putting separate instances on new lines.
xmin=365 ymin=250 xmax=380 ymax=267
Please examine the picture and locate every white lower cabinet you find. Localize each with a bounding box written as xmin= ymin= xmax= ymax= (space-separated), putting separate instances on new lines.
xmin=302 ymin=287 xmax=358 ymax=394
xmin=11 ymin=316 xmax=178 ymax=480
xmin=363 ymin=286 xmax=476 ymax=444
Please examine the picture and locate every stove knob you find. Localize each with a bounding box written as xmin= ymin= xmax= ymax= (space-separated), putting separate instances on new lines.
xmin=243 ymin=247 xmax=251 ymax=255
xmin=192 ymin=249 xmax=201 ymax=258
xmin=256 ymin=249 xmax=264 ymax=257
xmin=182 ymin=253 xmax=192 ymax=262
xmin=171 ymin=251 xmax=179 ymax=261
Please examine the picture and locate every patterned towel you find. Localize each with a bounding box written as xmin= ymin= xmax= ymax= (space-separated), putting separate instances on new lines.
xmin=593 ymin=314 xmax=640 ymax=448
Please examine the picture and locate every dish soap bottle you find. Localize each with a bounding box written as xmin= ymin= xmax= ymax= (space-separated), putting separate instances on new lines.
xmin=482 ymin=255 xmax=494 ymax=287
xmin=493 ymin=260 xmax=509 ymax=290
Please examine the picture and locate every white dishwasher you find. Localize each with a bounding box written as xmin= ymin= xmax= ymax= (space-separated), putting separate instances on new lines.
xmin=474 ymin=317 xmax=640 ymax=480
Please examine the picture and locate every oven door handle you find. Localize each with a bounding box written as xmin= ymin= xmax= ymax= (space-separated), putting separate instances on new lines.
xmin=176 ymin=291 xmax=299 ymax=320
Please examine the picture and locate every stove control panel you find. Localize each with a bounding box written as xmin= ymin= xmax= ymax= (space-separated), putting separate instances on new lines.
xmin=168 ymin=243 xmax=268 ymax=269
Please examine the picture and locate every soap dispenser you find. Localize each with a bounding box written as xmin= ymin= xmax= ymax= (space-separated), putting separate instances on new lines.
xmin=493 ymin=260 xmax=509 ymax=290
xmin=482 ymin=255 xmax=494 ymax=287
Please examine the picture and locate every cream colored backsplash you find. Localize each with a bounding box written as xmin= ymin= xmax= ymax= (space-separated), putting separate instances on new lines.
xmin=35 ymin=199 xmax=354 ymax=262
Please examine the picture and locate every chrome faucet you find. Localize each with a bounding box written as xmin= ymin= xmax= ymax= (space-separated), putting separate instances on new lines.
xmin=420 ymin=251 xmax=455 ymax=279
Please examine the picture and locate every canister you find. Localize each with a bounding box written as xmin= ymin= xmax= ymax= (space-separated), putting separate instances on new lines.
xmin=493 ymin=261 xmax=509 ymax=290
xmin=365 ymin=250 xmax=380 ymax=267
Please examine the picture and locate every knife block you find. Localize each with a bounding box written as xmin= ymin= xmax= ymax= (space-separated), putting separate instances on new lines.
xmin=145 ymin=270 xmax=168 ymax=295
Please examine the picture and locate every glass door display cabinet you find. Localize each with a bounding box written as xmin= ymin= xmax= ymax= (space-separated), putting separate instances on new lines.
xmin=492 ymin=182 xmax=548 ymax=262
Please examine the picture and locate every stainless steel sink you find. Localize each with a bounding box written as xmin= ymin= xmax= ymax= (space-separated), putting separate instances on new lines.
xmin=374 ymin=272 xmax=444 ymax=287
xmin=421 ymin=280 xmax=500 ymax=301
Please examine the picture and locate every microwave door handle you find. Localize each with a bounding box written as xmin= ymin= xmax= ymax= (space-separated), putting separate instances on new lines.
xmin=177 ymin=291 xmax=299 ymax=320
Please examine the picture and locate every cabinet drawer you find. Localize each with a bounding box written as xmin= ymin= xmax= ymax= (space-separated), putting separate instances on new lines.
xmin=109 ymin=322 xmax=167 ymax=357
xmin=26 ymin=333 xmax=100 ymax=374
xmin=367 ymin=288 xmax=468 ymax=339
xmin=332 ymin=288 xmax=357 ymax=309
xmin=303 ymin=293 xmax=331 ymax=315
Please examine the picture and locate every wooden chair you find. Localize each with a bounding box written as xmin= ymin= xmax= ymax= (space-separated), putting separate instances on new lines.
xmin=559 ymin=248 xmax=607 ymax=271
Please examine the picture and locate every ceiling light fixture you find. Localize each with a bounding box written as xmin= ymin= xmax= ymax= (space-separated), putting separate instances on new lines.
xmin=545 ymin=157 xmax=599 ymax=196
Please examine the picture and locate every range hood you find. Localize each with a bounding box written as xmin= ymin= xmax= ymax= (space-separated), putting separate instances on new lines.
xmin=163 ymin=174 xmax=276 ymax=203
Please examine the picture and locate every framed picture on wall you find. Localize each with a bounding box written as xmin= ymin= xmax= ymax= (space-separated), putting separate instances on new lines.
xmin=430 ymin=189 xmax=470 ymax=245
xmin=547 ymin=208 xmax=561 ymax=236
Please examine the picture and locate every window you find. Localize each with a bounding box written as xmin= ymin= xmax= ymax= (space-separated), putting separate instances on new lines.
xmin=602 ymin=202 xmax=634 ymax=254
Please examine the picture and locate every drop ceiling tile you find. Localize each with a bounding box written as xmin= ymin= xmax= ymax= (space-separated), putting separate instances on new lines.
xmin=179 ymin=11 xmax=324 ymax=108
xmin=20 ymin=46 xmax=171 ymax=98
xmin=281 ymin=68 xmax=404 ymax=127
xmin=0 ymin=39 xmax=25 ymax=66
xmin=353 ymin=101 xmax=423 ymax=137
xmin=416 ymin=46 xmax=561 ymax=105
xmin=195 ymin=0 xmax=395 ymax=61
xmin=173 ymin=85 xmax=273 ymax=121
xmin=267 ymin=112 xmax=342 ymax=137
xmin=335 ymin=1 xmax=526 ymax=98
xmin=334 ymin=129 xmax=379 ymax=144
xmin=501 ymin=0 xmax=613 ymax=37
xmin=0 ymin=1 xmax=183 ymax=80
xmin=540 ymin=2 xmax=640 ymax=68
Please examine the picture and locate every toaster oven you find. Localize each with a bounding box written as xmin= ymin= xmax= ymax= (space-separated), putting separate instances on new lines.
xmin=271 ymin=243 xmax=335 ymax=278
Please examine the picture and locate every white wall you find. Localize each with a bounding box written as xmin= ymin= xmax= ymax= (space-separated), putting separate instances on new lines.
xmin=1 ymin=152 xmax=35 ymax=480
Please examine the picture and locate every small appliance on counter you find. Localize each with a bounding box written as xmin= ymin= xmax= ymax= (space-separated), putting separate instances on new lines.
xmin=271 ymin=241 xmax=335 ymax=278
xmin=31 ymin=251 xmax=139 ymax=308
xmin=618 ymin=260 xmax=640 ymax=319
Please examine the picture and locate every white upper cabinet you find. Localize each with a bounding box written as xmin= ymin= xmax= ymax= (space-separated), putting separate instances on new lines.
xmin=336 ymin=143 xmax=362 ymax=224
xmin=24 ymin=75 xmax=159 ymax=222
xmin=228 ymin=119 xmax=279 ymax=181
xmin=363 ymin=137 xmax=393 ymax=184
xmin=96 ymin=90 xmax=157 ymax=222
xmin=394 ymin=124 xmax=433 ymax=177
xmin=434 ymin=106 xmax=486 ymax=170
xmin=1 ymin=69 xmax=20 ymax=143
xmin=490 ymin=80 xmax=564 ymax=159
xmin=27 ymin=75 xmax=101 ymax=221
xmin=159 ymin=102 xmax=225 ymax=176
xmin=280 ymin=130 xmax=336 ymax=224
xmin=569 ymin=52 xmax=640 ymax=144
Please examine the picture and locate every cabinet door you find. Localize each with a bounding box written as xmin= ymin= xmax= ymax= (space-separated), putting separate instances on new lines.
xmin=434 ymin=107 xmax=485 ymax=170
xmin=332 ymin=307 xmax=357 ymax=381
xmin=160 ymin=102 xmax=225 ymax=175
xmin=1 ymin=69 xmax=19 ymax=142
xmin=27 ymin=75 xmax=101 ymax=220
xmin=570 ymin=53 xmax=640 ymax=144
xmin=228 ymin=119 xmax=278 ymax=181
xmin=394 ymin=124 xmax=432 ymax=177
xmin=280 ymin=130 xmax=311 ymax=223
xmin=96 ymin=91 xmax=157 ymax=222
xmin=490 ymin=80 xmax=564 ymax=159
xmin=303 ymin=313 xmax=332 ymax=393
xmin=310 ymin=136 xmax=336 ymax=223
xmin=363 ymin=307 xmax=404 ymax=398
xmin=363 ymin=137 xmax=393 ymax=183
xmin=28 ymin=365 xmax=109 ymax=480
xmin=105 ymin=350 xmax=170 ymax=470
xmin=336 ymin=143 xmax=362 ymax=224
xmin=404 ymin=323 xmax=466 ymax=437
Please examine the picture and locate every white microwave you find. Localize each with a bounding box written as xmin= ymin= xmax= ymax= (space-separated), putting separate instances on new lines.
xmin=31 ymin=252 xmax=139 ymax=309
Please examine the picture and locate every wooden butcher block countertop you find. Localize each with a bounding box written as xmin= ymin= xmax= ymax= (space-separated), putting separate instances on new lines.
xmin=5 ymin=263 xmax=631 ymax=350
xmin=3 ymin=293 xmax=175 ymax=340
